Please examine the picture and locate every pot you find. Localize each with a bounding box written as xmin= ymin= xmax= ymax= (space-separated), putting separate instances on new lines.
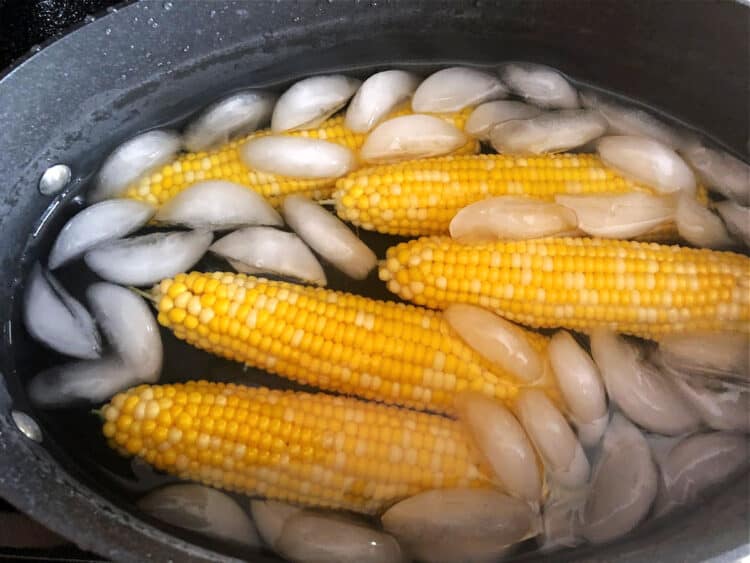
xmin=0 ymin=1 xmax=747 ymax=561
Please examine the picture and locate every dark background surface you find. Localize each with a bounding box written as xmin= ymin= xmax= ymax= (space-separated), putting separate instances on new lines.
xmin=0 ymin=0 xmax=120 ymax=70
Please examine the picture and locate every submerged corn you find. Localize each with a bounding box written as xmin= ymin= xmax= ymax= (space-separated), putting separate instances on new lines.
xmin=334 ymin=153 xmax=659 ymax=235
xmin=123 ymin=110 xmax=477 ymax=208
xmin=380 ymin=236 xmax=750 ymax=339
xmin=153 ymin=272 xmax=560 ymax=414
xmin=102 ymin=382 xmax=491 ymax=514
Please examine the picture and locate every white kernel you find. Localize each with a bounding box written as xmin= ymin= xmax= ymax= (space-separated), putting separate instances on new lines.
xmin=187 ymin=296 xmax=202 ymax=316
xmin=291 ymin=329 xmax=304 ymax=347
xmin=266 ymin=297 xmax=278 ymax=313
xmin=433 ymin=351 xmax=446 ymax=370
xmin=174 ymin=292 xmax=191 ymax=309
xmin=145 ymin=401 xmax=160 ymax=419
xmin=364 ymin=313 xmax=375 ymax=330
xmin=354 ymin=310 xmax=366 ymax=327
xmin=246 ymin=309 xmax=258 ymax=328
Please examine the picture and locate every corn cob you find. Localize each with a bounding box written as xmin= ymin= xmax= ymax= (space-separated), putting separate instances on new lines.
xmin=153 ymin=272 xmax=560 ymax=414
xmin=102 ymin=382 xmax=491 ymax=514
xmin=379 ymin=236 xmax=750 ymax=340
xmin=122 ymin=109 xmax=478 ymax=208
xmin=334 ymin=154 xmax=708 ymax=236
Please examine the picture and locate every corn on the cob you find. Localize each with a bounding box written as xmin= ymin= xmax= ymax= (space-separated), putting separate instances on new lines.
xmin=123 ymin=110 xmax=478 ymax=208
xmin=153 ymin=272 xmax=560 ymax=414
xmin=102 ymin=382 xmax=491 ymax=514
xmin=334 ymin=154 xmax=705 ymax=236
xmin=379 ymin=236 xmax=750 ymax=339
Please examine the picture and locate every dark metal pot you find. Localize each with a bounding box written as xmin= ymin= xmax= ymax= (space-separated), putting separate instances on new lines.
xmin=0 ymin=1 xmax=747 ymax=561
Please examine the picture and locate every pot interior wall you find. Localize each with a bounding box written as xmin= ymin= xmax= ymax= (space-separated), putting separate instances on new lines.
xmin=0 ymin=1 xmax=747 ymax=562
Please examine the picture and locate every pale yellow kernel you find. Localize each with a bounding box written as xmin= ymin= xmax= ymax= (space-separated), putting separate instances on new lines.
xmin=145 ymin=401 xmax=160 ymax=419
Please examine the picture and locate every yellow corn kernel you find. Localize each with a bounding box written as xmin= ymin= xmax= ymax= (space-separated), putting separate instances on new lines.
xmin=103 ymin=382 xmax=491 ymax=514
xmin=122 ymin=109 xmax=477 ymax=208
xmin=152 ymin=272 xmax=560 ymax=414
xmin=334 ymin=153 xmax=703 ymax=236
xmin=379 ymin=236 xmax=750 ymax=339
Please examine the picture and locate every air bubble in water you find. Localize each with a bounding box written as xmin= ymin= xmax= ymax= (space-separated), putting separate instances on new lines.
xmin=183 ymin=45 xmax=190 ymax=52
xmin=105 ymin=28 xmax=112 ymax=35
xmin=163 ymin=1 xmax=173 ymax=10
xmin=84 ymin=15 xmax=96 ymax=23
